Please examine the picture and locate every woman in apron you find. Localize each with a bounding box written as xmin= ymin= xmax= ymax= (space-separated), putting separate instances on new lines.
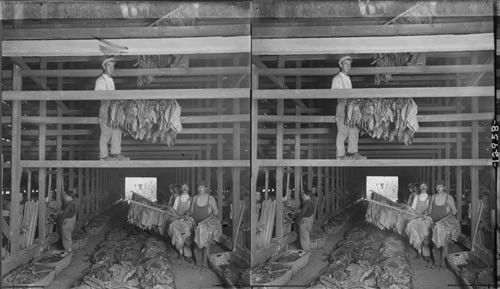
xmin=59 ymin=190 xmax=77 ymax=252
xmin=410 ymin=182 xmax=432 ymax=263
xmin=173 ymin=183 xmax=193 ymax=264
xmin=298 ymin=190 xmax=315 ymax=251
xmin=190 ymin=180 xmax=219 ymax=270
xmin=428 ymin=180 xmax=457 ymax=270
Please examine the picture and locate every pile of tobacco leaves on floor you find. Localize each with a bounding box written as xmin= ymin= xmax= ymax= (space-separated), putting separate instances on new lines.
xmin=274 ymin=251 xmax=304 ymax=263
xmin=36 ymin=251 xmax=69 ymax=264
xmin=251 ymin=262 xmax=291 ymax=285
xmin=308 ymin=225 xmax=413 ymax=289
xmin=71 ymin=225 xmax=176 ymax=289
xmin=3 ymin=263 xmax=54 ymax=285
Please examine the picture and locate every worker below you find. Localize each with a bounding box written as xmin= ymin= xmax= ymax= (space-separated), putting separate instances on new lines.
xmin=410 ymin=182 xmax=432 ymax=263
xmin=96 ymin=56 xmax=129 ymax=161
xmin=332 ymin=55 xmax=366 ymax=160
xmin=298 ymin=190 xmax=315 ymax=252
xmin=58 ymin=189 xmax=77 ymax=252
xmin=172 ymin=183 xmax=194 ymax=264
xmin=428 ymin=180 xmax=458 ymax=270
xmin=190 ymin=180 xmax=220 ymax=270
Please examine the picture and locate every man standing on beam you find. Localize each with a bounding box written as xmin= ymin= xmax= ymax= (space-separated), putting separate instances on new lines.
xmin=96 ymin=56 xmax=129 ymax=161
xmin=332 ymin=55 xmax=366 ymax=160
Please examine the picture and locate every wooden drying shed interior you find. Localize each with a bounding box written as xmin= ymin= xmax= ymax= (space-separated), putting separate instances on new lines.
xmin=249 ymin=0 xmax=495 ymax=267
xmin=0 ymin=1 xmax=251 ymax=276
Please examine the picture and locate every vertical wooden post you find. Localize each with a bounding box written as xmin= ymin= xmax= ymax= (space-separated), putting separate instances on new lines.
xmin=317 ymin=166 xmax=323 ymax=220
xmin=294 ymin=106 xmax=301 ymax=201
xmin=26 ymin=170 xmax=32 ymax=201
xmin=445 ymin=144 xmax=451 ymax=191
xmin=250 ymin=68 xmax=258 ymax=265
xmin=276 ymin=95 xmax=284 ymax=242
xmin=307 ymin=147 xmax=313 ymax=192
xmin=10 ymin=64 xmax=22 ymax=254
xmin=232 ymin=98 xmax=241 ymax=246
xmin=470 ymin=95 xmax=479 ymax=240
xmin=38 ymin=97 xmax=47 ymax=241
xmin=294 ymin=66 xmax=302 ymax=201
xmin=285 ymin=171 xmax=290 ymax=199
xmin=85 ymin=168 xmax=90 ymax=216
xmin=431 ymin=161 xmax=436 ymax=193
xmin=78 ymin=168 xmax=83 ymax=221
xmin=217 ymin=100 xmax=224 ymax=222
xmin=96 ymin=169 xmax=101 ymax=210
xmin=264 ymin=169 xmax=269 ymax=200
xmin=191 ymin=165 xmax=195 ymax=197
xmin=276 ymin=167 xmax=284 ymax=241
xmin=455 ymin=59 xmax=463 ymax=222
xmin=197 ymin=152 xmax=202 ymax=182
xmin=325 ymin=167 xmax=330 ymax=215
xmin=206 ymin=145 xmax=211 ymax=190
xmin=55 ymin=63 xmax=63 ymax=207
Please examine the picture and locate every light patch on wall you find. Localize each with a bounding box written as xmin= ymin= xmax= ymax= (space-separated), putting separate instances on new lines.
xmin=366 ymin=176 xmax=399 ymax=202
xmin=125 ymin=177 xmax=157 ymax=201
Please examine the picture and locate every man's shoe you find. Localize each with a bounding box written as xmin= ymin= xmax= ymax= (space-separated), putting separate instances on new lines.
xmin=110 ymin=154 xmax=130 ymax=161
xmin=348 ymin=152 xmax=367 ymax=160
xmin=115 ymin=154 xmax=130 ymax=161
xmin=336 ymin=155 xmax=352 ymax=160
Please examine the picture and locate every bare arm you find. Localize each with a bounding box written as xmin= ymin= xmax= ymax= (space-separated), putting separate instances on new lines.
xmin=209 ymin=196 xmax=219 ymax=217
xmin=447 ymin=194 xmax=457 ymax=216
xmin=189 ymin=195 xmax=196 ymax=216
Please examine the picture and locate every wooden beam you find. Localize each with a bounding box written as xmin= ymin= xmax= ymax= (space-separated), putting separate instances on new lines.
xmin=258 ymin=64 xmax=493 ymax=76
xmin=21 ymin=66 xmax=250 ymax=78
xmin=276 ymin=167 xmax=284 ymax=242
xmin=232 ymin=98 xmax=241 ymax=247
xmin=3 ymin=36 xmax=251 ymax=57
xmin=294 ymin=106 xmax=301 ymax=201
xmin=56 ymin=105 xmax=63 ymax=207
xmin=250 ymin=70 xmax=258 ymax=263
xmin=9 ymin=65 xmax=22 ymax=255
xmin=257 ymin=127 xmax=482 ymax=135
xmin=256 ymin=159 xmax=491 ymax=167
xmin=252 ymin=34 xmax=493 ymax=55
xmin=253 ymin=22 xmax=493 ymax=38
xmin=470 ymin=89 xmax=480 ymax=241
xmin=253 ymin=87 xmax=494 ymax=100
xmin=20 ymin=160 xmax=249 ymax=168
xmin=4 ymin=24 xmax=251 ymax=40
xmin=259 ymin=51 xmax=492 ymax=62
xmin=257 ymin=113 xmax=493 ymax=123
xmin=3 ymin=88 xmax=250 ymax=101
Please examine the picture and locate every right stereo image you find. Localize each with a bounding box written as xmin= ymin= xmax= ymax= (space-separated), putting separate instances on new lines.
xmin=250 ymin=1 xmax=496 ymax=289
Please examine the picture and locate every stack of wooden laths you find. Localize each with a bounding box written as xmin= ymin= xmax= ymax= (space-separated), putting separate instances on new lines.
xmin=256 ymin=200 xmax=276 ymax=248
xmin=20 ymin=200 xmax=39 ymax=249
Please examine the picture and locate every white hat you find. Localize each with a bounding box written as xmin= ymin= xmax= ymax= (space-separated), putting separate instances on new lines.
xmin=338 ymin=55 xmax=353 ymax=66
xmin=102 ymin=57 xmax=116 ymax=68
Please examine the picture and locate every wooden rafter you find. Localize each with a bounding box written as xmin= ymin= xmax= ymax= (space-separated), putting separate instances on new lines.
xmin=2 ymin=36 xmax=251 ymax=57
xmin=3 ymin=24 xmax=250 ymax=40
xmin=3 ymin=88 xmax=250 ymax=101
xmin=256 ymin=159 xmax=491 ymax=167
xmin=253 ymin=22 xmax=493 ymax=38
xmin=252 ymin=34 xmax=493 ymax=55
xmin=254 ymin=87 xmax=493 ymax=99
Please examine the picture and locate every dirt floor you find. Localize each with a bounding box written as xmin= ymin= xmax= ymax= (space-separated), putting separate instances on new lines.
xmin=46 ymin=201 xmax=223 ymax=289
xmin=286 ymin=208 xmax=463 ymax=289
